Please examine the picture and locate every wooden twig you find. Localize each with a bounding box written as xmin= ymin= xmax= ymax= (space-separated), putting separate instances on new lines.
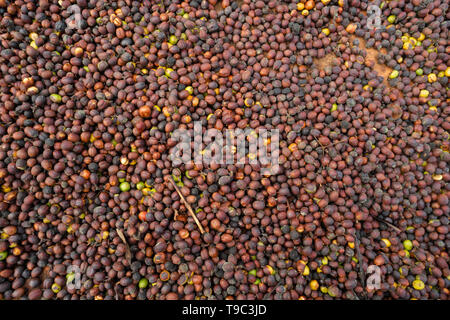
xmin=263 ymin=279 xmax=284 ymax=300
xmin=313 ymin=136 xmax=325 ymax=154
xmin=354 ymin=230 xmax=367 ymax=300
xmin=116 ymin=228 xmax=132 ymax=264
xmin=351 ymin=289 xmax=360 ymax=300
xmin=167 ymin=177 xmax=205 ymax=234
xmin=374 ymin=216 xmax=401 ymax=233
xmin=315 ymin=139 xmax=348 ymax=151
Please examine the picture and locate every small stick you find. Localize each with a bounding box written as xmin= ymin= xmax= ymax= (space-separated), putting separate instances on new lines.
xmin=313 ymin=136 xmax=325 ymax=154
xmin=315 ymin=139 xmax=348 ymax=150
xmin=374 ymin=216 xmax=401 ymax=233
xmin=263 ymin=278 xmax=284 ymax=300
xmin=354 ymin=230 xmax=367 ymax=300
xmin=116 ymin=228 xmax=132 ymax=264
xmin=329 ymin=139 xmax=347 ymax=147
xmin=168 ymin=177 xmax=205 ymax=234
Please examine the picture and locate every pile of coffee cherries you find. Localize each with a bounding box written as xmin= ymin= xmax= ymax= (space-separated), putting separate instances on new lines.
xmin=0 ymin=0 xmax=448 ymax=300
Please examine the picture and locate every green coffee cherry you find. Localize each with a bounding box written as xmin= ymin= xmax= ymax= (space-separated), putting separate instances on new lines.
xmin=66 ymin=272 xmax=75 ymax=284
xmin=139 ymin=278 xmax=149 ymax=289
xmin=136 ymin=182 xmax=145 ymax=190
xmin=389 ymin=70 xmax=399 ymax=79
xmin=403 ymin=239 xmax=413 ymax=251
xmin=50 ymin=93 xmax=62 ymax=103
xmin=0 ymin=251 xmax=7 ymax=261
xmin=169 ymin=35 xmax=178 ymax=45
xmin=119 ymin=182 xmax=131 ymax=192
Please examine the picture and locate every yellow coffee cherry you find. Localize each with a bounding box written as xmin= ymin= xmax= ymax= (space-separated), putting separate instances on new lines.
xmin=381 ymin=239 xmax=391 ymax=248
xmin=310 ymin=280 xmax=319 ymax=291
xmin=419 ymin=89 xmax=429 ymax=98
xmin=403 ymin=42 xmax=413 ymax=50
xmin=412 ymin=279 xmax=425 ymax=290
xmin=428 ymin=73 xmax=437 ymax=83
